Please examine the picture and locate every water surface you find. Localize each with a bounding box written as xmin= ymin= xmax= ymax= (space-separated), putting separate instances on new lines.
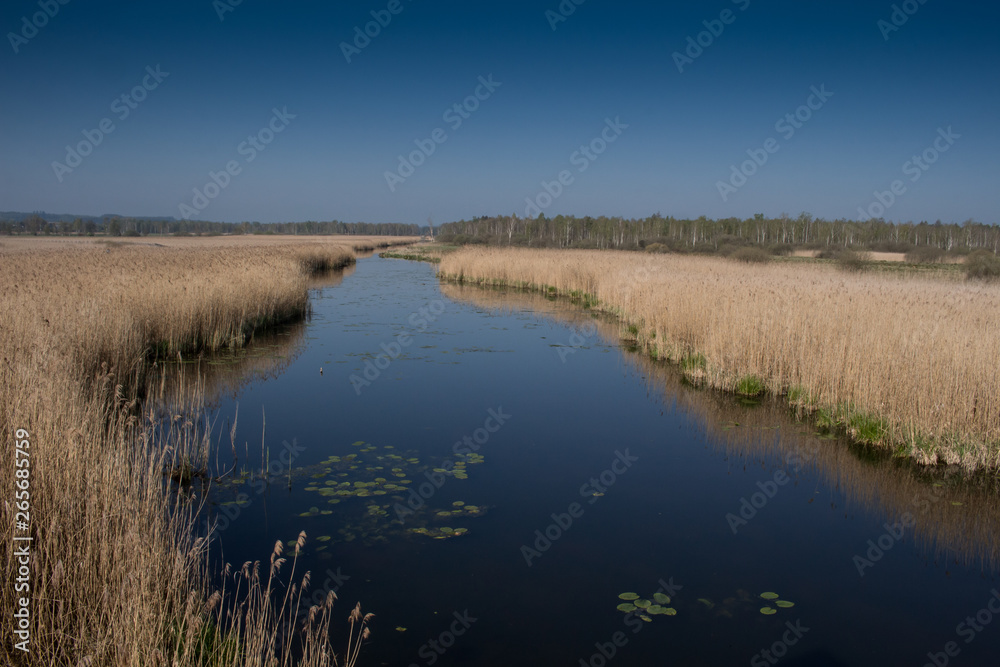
xmin=182 ymin=256 xmax=1000 ymax=667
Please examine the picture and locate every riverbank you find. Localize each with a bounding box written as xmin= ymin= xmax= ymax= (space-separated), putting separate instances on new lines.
xmin=0 ymin=236 xmax=404 ymax=665
xmin=437 ymin=247 xmax=1000 ymax=471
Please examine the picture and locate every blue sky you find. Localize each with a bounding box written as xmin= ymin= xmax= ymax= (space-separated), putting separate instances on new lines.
xmin=1 ymin=0 xmax=997 ymax=224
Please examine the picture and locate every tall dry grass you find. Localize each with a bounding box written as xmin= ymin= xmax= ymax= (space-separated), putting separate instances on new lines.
xmin=1 ymin=236 xmax=400 ymax=665
xmin=441 ymin=282 xmax=1000 ymax=568
xmin=438 ymin=247 xmax=1000 ymax=469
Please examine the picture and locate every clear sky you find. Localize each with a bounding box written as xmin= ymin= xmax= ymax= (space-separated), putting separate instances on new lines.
xmin=1 ymin=0 xmax=997 ymax=224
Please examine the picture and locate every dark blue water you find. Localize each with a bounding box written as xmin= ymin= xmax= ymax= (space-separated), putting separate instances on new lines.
xmin=192 ymin=256 xmax=1000 ymax=667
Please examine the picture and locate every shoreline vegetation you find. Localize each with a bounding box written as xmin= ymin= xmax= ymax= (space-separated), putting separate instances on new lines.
xmin=436 ymin=246 xmax=1000 ymax=472
xmin=439 ymin=283 xmax=1000 ymax=568
xmin=1 ymin=235 xmax=409 ymax=666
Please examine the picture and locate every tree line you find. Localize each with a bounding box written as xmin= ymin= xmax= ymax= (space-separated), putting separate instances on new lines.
xmin=0 ymin=214 xmax=423 ymax=238
xmin=436 ymin=213 xmax=999 ymax=254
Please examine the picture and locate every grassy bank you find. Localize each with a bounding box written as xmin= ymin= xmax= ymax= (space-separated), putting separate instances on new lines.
xmin=1 ymin=237 xmax=387 ymax=665
xmin=438 ymin=247 xmax=1000 ymax=470
xmin=379 ymin=242 xmax=459 ymax=264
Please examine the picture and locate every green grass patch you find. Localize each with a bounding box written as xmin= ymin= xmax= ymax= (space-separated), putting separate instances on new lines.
xmin=680 ymin=353 xmax=707 ymax=372
xmin=735 ymin=375 xmax=766 ymax=397
xmin=848 ymin=411 xmax=889 ymax=445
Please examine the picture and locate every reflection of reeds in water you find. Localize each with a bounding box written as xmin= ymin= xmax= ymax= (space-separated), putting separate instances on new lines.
xmin=440 ymin=248 xmax=1000 ymax=469
xmin=440 ymin=283 xmax=1000 ymax=571
xmin=150 ymin=320 xmax=308 ymax=410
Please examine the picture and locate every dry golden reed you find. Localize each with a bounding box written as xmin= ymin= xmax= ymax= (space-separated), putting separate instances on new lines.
xmin=441 ymin=283 xmax=1000 ymax=569
xmin=1 ymin=235 xmax=406 ymax=666
xmin=439 ymin=247 xmax=1000 ymax=469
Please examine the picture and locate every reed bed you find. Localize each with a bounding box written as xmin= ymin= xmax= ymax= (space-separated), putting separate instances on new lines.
xmin=438 ymin=247 xmax=1000 ymax=469
xmin=441 ymin=282 xmax=1000 ymax=569
xmin=0 ymin=236 xmax=392 ymax=665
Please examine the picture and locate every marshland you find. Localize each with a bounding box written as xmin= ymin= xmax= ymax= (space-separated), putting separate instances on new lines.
xmin=7 ymin=232 xmax=999 ymax=666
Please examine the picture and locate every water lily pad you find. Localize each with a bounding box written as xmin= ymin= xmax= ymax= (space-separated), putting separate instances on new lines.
xmin=760 ymin=592 xmax=779 ymax=600
xmin=775 ymin=600 xmax=795 ymax=608
xmin=395 ymin=627 xmax=407 ymax=632
xmin=452 ymin=501 xmax=465 ymax=507
xmin=663 ymin=608 xmax=677 ymax=616
xmin=760 ymin=607 xmax=777 ymax=615
xmin=619 ymin=593 xmax=639 ymax=601
xmin=617 ymin=603 xmax=637 ymax=612
xmin=639 ymin=615 xmax=653 ymax=622
xmin=635 ymin=599 xmax=651 ymax=609
xmin=653 ymin=593 xmax=671 ymax=604
xmin=647 ymin=605 xmax=668 ymax=614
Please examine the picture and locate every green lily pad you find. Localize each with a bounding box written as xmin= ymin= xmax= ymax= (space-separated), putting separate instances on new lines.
xmin=697 ymin=598 xmax=714 ymax=609
xmin=619 ymin=592 xmax=639 ymax=601
xmin=760 ymin=607 xmax=777 ymax=615
xmin=653 ymin=593 xmax=671 ymax=604
xmin=639 ymin=615 xmax=653 ymax=622
xmin=760 ymin=592 xmax=779 ymax=600
xmin=663 ymin=608 xmax=677 ymax=616
xmin=647 ymin=605 xmax=668 ymax=615
xmin=616 ymin=603 xmax=637 ymax=612
xmin=635 ymin=599 xmax=651 ymax=609
xmin=775 ymin=600 xmax=795 ymax=608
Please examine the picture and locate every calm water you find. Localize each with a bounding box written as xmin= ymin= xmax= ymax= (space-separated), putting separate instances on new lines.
xmin=180 ymin=256 xmax=1000 ymax=667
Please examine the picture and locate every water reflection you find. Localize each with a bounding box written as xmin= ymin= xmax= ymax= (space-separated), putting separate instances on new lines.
xmin=439 ymin=282 xmax=1000 ymax=571
xmin=148 ymin=264 xmax=356 ymax=411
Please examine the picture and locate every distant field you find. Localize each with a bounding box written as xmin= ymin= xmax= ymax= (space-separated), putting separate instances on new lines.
xmin=438 ymin=247 xmax=1000 ymax=470
xmin=0 ymin=233 xmax=417 ymax=253
xmin=791 ymin=249 xmax=966 ymax=263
